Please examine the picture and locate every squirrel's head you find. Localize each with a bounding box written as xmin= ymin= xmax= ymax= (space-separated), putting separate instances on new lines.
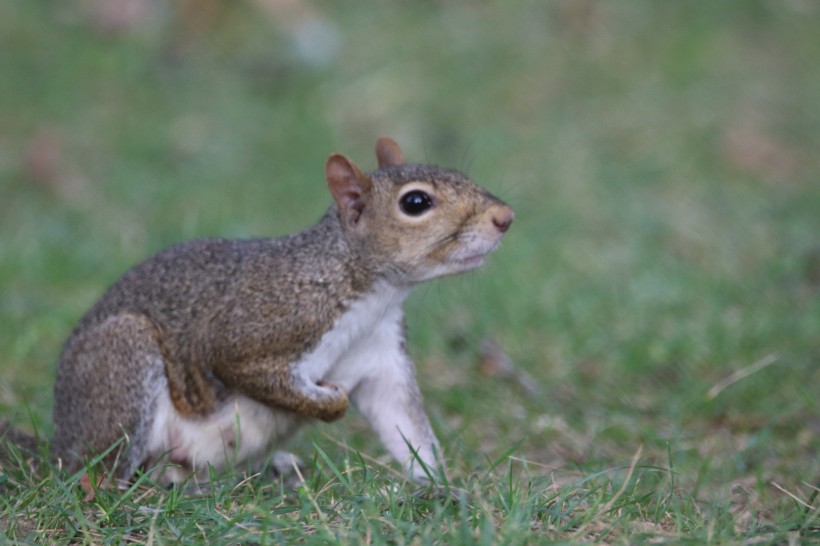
xmin=326 ymin=137 xmax=514 ymax=283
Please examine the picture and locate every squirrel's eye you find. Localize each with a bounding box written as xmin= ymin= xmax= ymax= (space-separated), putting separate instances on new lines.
xmin=399 ymin=190 xmax=433 ymax=216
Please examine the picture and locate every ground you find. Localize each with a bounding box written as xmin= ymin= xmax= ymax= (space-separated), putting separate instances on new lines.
xmin=1 ymin=2 xmax=818 ymax=544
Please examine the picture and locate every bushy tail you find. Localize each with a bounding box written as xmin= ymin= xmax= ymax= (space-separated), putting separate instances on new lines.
xmin=0 ymin=419 xmax=41 ymax=457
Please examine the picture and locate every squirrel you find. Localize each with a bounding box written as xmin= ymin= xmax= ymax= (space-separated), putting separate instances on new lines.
xmin=22 ymin=137 xmax=514 ymax=484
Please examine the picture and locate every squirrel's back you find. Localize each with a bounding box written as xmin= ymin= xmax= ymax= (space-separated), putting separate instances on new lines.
xmin=68 ymin=210 xmax=367 ymax=366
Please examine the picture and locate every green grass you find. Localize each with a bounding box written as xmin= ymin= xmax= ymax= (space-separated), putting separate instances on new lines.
xmin=1 ymin=1 xmax=819 ymax=543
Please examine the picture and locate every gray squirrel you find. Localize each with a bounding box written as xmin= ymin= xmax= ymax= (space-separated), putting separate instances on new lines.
xmin=37 ymin=138 xmax=514 ymax=484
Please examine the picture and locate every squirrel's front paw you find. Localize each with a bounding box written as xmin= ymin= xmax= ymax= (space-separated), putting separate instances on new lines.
xmin=315 ymin=381 xmax=349 ymax=422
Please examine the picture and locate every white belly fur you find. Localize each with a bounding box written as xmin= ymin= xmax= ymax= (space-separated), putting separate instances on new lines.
xmin=146 ymin=282 xmax=409 ymax=483
xmin=146 ymin=384 xmax=302 ymax=484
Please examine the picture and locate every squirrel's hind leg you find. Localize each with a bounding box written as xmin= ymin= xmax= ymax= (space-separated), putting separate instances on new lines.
xmin=52 ymin=313 xmax=166 ymax=480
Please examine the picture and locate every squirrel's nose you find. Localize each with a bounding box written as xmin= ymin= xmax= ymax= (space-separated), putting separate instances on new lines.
xmin=491 ymin=206 xmax=514 ymax=233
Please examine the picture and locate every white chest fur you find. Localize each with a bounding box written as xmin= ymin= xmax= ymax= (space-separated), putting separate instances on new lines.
xmin=297 ymin=281 xmax=409 ymax=388
xmin=146 ymin=282 xmax=410 ymax=483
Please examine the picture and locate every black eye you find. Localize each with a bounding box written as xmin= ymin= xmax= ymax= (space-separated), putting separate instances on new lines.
xmin=399 ymin=190 xmax=433 ymax=216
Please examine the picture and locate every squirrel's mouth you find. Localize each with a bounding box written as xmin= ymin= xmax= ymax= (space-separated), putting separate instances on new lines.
xmin=449 ymin=245 xmax=498 ymax=272
xmin=451 ymin=254 xmax=487 ymax=270
xmin=449 ymin=237 xmax=501 ymax=269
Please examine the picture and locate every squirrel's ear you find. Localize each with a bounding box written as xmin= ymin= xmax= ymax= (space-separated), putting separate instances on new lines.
xmin=326 ymin=153 xmax=372 ymax=225
xmin=375 ymin=137 xmax=405 ymax=168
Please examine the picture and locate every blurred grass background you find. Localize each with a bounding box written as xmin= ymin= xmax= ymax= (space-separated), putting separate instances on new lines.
xmin=1 ymin=0 xmax=819 ymax=539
